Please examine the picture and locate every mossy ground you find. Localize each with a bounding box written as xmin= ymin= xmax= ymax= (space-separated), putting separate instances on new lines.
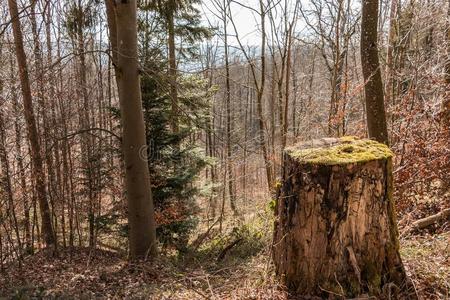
xmin=287 ymin=136 xmax=393 ymax=165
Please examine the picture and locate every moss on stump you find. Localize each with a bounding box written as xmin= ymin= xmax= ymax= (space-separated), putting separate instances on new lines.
xmin=287 ymin=136 xmax=393 ymax=165
xmin=273 ymin=137 xmax=415 ymax=299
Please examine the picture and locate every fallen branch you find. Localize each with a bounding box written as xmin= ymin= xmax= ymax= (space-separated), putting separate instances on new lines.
xmin=217 ymin=238 xmax=242 ymax=262
xmin=412 ymin=208 xmax=450 ymax=230
xmin=190 ymin=218 xmax=220 ymax=250
xmin=97 ymin=241 xmax=126 ymax=255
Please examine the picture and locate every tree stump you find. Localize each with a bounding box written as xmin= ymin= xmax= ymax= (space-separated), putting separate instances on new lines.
xmin=273 ymin=137 xmax=414 ymax=298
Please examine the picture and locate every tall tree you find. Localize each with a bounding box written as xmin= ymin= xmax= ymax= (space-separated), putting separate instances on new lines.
xmin=385 ymin=0 xmax=398 ymax=107
xmin=360 ymin=0 xmax=389 ymax=145
xmin=167 ymin=0 xmax=179 ymax=134
xmin=65 ymin=0 xmax=97 ymax=249
xmin=446 ymin=0 xmax=450 ymax=86
xmin=7 ymin=0 xmax=55 ymax=247
xmin=442 ymin=0 xmax=450 ymax=130
xmin=228 ymin=0 xmax=273 ymax=190
xmin=141 ymin=0 xmax=209 ymax=135
xmin=300 ymin=0 xmax=357 ymax=137
xmin=222 ymin=0 xmax=237 ymax=215
xmin=105 ymin=0 xmax=157 ymax=259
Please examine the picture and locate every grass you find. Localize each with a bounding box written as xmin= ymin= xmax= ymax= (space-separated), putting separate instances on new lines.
xmin=401 ymin=232 xmax=450 ymax=299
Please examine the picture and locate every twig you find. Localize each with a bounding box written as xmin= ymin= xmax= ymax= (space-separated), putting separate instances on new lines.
xmin=217 ymin=238 xmax=243 ymax=262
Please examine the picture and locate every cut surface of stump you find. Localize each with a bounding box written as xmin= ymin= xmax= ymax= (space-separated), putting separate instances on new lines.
xmin=273 ymin=137 xmax=414 ymax=298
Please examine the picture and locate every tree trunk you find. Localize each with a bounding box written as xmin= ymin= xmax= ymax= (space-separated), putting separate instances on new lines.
xmin=107 ymin=0 xmax=157 ymax=259
xmin=446 ymin=0 xmax=450 ymax=86
xmin=73 ymin=0 xmax=96 ymax=249
xmin=281 ymin=25 xmax=293 ymax=153
xmin=273 ymin=137 xmax=414 ymax=298
xmin=385 ymin=0 xmax=398 ymax=106
xmin=0 ymin=64 xmax=22 ymax=254
xmin=167 ymin=0 xmax=179 ymax=134
xmin=222 ymin=0 xmax=237 ymax=215
xmin=12 ymin=75 xmax=31 ymax=252
xmin=8 ymin=0 xmax=55 ymax=247
xmin=0 ymin=113 xmax=22 ymax=253
xmin=361 ymin=0 xmax=389 ymax=145
xmin=442 ymin=0 xmax=450 ymax=130
xmin=257 ymin=0 xmax=273 ymax=190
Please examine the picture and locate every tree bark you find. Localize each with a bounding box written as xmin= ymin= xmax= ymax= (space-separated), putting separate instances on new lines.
xmin=257 ymin=0 xmax=273 ymax=190
xmin=167 ymin=0 xmax=179 ymax=134
xmin=105 ymin=0 xmax=118 ymax=68
xmin=11 ymin=72 xmax=31 ymax=252
xmin=0 ymin=64 xmax=22 ymax=254
xmin=361 ymin=0 xmax=389 ymax=145
xmin=7 ymin=0 xmax=55 ymax=247
xmin=442 ymin=0 xmax=450 ymax=130
xmin=106 ymin=0 xmax=157 ymax=259
xmin=273 ymin=137 xmax=414 ymax=298
xmin=281 ymin=24 xmax=293 ymax=153
xmin=446 ymin=0 xmax=450 ymax=86
xmin=222 ymin=0 xmax=237 ymax=215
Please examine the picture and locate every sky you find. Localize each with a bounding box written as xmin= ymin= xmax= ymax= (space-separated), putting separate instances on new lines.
xmin=200 ymin=0 xmax=263 ymax=46
xmin=198 ymin=0 xmax=306 ymax=47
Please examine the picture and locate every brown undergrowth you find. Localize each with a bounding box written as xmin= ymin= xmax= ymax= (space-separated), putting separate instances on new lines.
xmin=401 ymin=232 xmax=450 ymax=299
xmin=0 ymin=214 xmax=448 ymax=299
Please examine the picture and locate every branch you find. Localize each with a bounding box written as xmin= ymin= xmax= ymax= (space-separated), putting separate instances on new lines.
xmin=57 ymin=127 xmax=122 ymax=142
xmin=217 ymin=238 xmax=243 ymax=261
xmin=412 ymin=209 xmax=450 ymax=230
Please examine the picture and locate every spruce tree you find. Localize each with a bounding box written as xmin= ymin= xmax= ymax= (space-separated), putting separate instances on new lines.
xmin=138 ymin=2 xmax=213 ymax=250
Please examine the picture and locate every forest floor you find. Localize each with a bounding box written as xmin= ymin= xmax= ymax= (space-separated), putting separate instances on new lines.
xmin=0 ymin=212 xmax=449 ymax=299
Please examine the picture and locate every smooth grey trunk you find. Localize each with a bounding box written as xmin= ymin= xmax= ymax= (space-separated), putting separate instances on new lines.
xmin=106 ymin=0 xmax=157 ymax=259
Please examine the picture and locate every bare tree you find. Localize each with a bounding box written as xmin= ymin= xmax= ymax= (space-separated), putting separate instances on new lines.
xmin=300 ymin=0 xmax=359 ymax=137
xmin=222 ymin=0 xmax=237 ymax=215
xmin=443 ymin=0 xmax=450 ymax=129
xmin=167 ymin=0 xmax=179 ymax=134
xmin=228 ymin=0 xmax=274 ymax=190
xmin=267 ymin=0 xmax=299 ymax=161
xmin=7 ymin=0 xmax=55 ymax=247
xmin=360 ymin=0 xmax=389 ymax=144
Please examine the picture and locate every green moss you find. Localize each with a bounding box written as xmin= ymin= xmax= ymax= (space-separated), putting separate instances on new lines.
xmin=268 ymin=199 xmax=277 ymax=211
xmin=362 ymin=260 xmax=382 ymax=295
xmin=287 ymin=136 xmax=393 ymax=165
xmin=348 ymin=277 xmax=361 ymax=296
xmin=386 ymin=159 xmax=401 ymax=250
xmin=274 ymin=180 xmax=282 ymax=190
